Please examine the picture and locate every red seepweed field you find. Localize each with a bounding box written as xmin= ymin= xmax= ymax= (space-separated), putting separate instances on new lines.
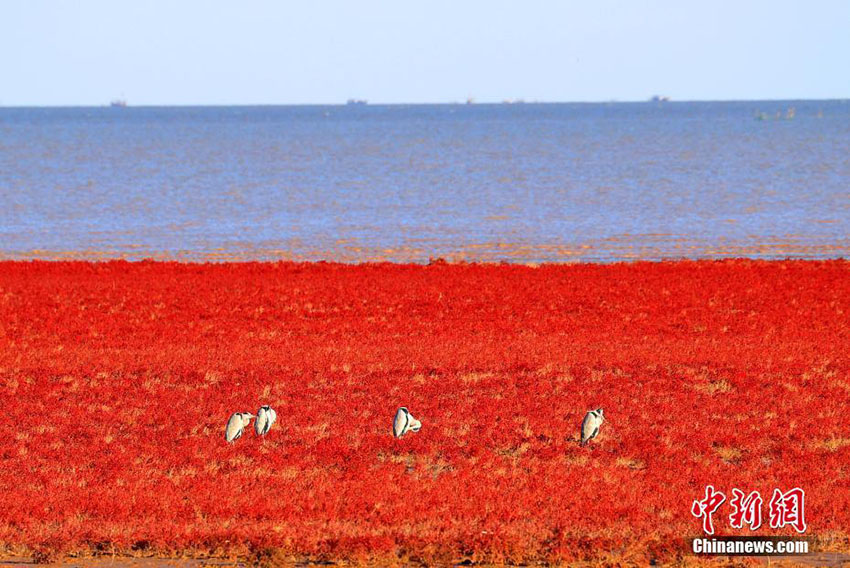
xmin=1 ymin=259 xmax=849 ymax=565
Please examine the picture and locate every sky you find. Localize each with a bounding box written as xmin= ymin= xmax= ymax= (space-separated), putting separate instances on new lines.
xmin=2 ymin=0 xmax=849 ymax=106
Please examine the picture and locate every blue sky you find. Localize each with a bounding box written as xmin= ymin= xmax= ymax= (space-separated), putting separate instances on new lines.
xmin=2 ymin=0 xmax=849 ymax=105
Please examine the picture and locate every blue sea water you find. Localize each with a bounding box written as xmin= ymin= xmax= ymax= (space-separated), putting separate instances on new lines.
xmin=1 ymin=101 xmax=848 ymax=262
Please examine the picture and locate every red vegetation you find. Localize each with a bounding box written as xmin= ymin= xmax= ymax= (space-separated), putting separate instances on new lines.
xmin=1 ymin=260 xmax=849 ymax=564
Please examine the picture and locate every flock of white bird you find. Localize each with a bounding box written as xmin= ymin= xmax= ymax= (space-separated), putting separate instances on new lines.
xmin=226 ymin=404 xmax=605 ymax=446
xmin=225 ymin=404 xmax=277 ymax=442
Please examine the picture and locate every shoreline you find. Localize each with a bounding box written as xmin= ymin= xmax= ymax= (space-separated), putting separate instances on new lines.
xmin=2 ymin=238 xmax=848 ymax=264
xmin=4 ymin=544 xmax=850 ymax=567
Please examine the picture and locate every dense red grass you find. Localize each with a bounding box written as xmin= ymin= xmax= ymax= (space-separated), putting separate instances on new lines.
xmin=1 ymin=260 xmax=849 ymax=564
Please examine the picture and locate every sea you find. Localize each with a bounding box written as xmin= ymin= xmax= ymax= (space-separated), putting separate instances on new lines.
xmin=1 ymin=100 xmax=848 ymax=263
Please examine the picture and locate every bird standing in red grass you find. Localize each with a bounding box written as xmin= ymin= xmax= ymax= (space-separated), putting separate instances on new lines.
xmin=393 ymin=407 xmax=422 ymax=438
xmin=581 ymin=408 xmax=604 ymax=446
xmin=225 ymin=412 xmax=254 ymax=443
xmin=255 ymin=405 xmax=277 ymax=437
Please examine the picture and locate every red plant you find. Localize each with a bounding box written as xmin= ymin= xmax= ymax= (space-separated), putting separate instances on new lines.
xmin=0 ymin=259 xmax=848 ymax=563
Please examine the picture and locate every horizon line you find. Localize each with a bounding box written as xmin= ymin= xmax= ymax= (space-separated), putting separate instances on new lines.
xmin=1 ymin=96 xmax=848 ymax=109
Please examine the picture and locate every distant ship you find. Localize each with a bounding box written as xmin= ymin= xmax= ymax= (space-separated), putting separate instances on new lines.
xmin=650 ymin=95 xmax=670 ymax=103
xmin=346 ymin=99 xmax=367 ymax=106
xmin=755 ymin=107 xmax=795 ymax=121
xmin=110 ymin=99 xmax=127 ymax=108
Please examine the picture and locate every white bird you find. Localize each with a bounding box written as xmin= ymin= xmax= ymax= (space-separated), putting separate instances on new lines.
xmin=580 ymin=408 xmax=604 ymax=446
xmin=225 ymin=412 xmax=254 ymax=443
xmin=393 ymin=407 xmax=422 ymax=438
xmin=254 ymin=405 xmax=277 ymax=436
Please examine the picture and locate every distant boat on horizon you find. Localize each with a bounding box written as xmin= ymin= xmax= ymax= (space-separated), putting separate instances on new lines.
xmin=650 ymin=95 xmax=670 ymax=103
xmin=755 ymin=107 xmax=796 ymax=121
xmin=110 ymin=99 xmax=127 ymax=108
xmin=346 ymin=99 xmax=367 ymax=106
